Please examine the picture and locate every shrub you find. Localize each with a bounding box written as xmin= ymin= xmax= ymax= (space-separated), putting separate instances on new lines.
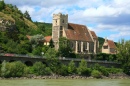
xmin=32 ymin=62 xmax=50 ymax=75
xmin=1 ymin=61 xmax=25 ymax=77
xmin=91 ymin=70 xmax=102 ymax=78
xmin=44 ymin=67 xmax=52 ymax=75
xmin=81 ymin=68 xmax=91 ymax=76
xmin=57 ymin=64 xmax=68 ymax=76
xmin=24 ymin=66 xmax=31 ymax=76
xmin=77 ymin=59 xmax=91 ymax=76
xmin=67 ymin=60 xmax=76 ymax=74
xmin=99 ymin=66 xmax=109 ymax=77
xmin=91 ymin=64 xmax=109 ymax=77
xmin=107 ymin=67 xmax=123 ymax=74
xmin=12 ymin=61 xmax=26 ymax=77
xmin=46 ymin=58 xmax=60 ymax=74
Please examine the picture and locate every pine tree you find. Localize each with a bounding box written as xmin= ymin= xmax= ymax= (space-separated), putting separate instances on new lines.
xmin=23 ymin=10 xmax=32 ymax=21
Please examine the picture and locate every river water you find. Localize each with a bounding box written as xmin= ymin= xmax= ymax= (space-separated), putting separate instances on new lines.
xmin=0 ymin=79 xmax=130 ymax=86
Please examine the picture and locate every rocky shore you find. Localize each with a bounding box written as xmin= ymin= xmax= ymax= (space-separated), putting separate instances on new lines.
xmin=0 ymin=73 xmax=130 ymax=80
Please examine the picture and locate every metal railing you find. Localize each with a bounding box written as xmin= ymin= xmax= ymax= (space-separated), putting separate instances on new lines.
xmin=0 ymin=53 xmax=119 ymax=64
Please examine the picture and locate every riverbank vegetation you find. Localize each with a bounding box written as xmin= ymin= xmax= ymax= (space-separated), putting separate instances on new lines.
xmin=0 ymin=59 xmax=123 ymax=79
xmin=0 ymin=1 xmax=130 ymax=78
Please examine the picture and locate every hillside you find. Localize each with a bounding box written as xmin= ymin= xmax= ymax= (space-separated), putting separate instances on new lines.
xmin=0 ymin=1 xmax=116 ymax=55
xmin=34 ymin=22 xmax=52 ymax=36
xmin=0 ymin=1 xmax=48 ymax=54
xmin=0 ymin=4 xmax=38 ymax=29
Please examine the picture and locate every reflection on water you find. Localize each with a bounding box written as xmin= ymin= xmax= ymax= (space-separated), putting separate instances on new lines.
xmin=0 ymin=79 xmax=130 ymax=86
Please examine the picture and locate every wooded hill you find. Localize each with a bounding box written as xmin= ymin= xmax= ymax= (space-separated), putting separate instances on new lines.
xmin=0 ymin=1 xmax=107 ymax=55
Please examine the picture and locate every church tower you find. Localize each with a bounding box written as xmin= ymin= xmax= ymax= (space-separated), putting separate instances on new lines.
xmin=52 ymin=13 xmax=68 ymax=50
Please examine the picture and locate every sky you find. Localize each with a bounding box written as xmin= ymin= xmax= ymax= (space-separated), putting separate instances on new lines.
xmin=4 ymin=0 xmax=130 ymax=42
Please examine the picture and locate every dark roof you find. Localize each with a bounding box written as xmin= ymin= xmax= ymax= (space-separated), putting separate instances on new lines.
xmin=65 ymin=23 xmax=93 ymax=42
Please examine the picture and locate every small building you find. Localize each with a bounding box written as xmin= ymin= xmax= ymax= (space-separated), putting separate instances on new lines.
xmin=26 ymin=35 xmax=51 ymax=46
xmin=52 ymin=13 xmax=99 ymax=54
xmin=102 ymin=38 xmax=116 ymax=54
xmin=44 ymin=36 xmax=52 ymax=45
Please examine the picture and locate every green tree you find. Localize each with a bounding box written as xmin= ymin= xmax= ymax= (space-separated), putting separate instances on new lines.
xmin=42 ymin=45 xmax=49 ymax=54
xmin=1 ymin=61 xmax=25 ymax=77
xmin=58 ymin=37 xmax=72 ymax=57
xmin=49 ymin=39 xmax=54 ymax=48
xmin=1 ymin=60 xmax=6 ymax=77
xmin=0 ymin=0 xmax=5 ymax=11
xmin=117 ymin=39 xmax=130 ymax=75
xmin=45 ymin=48 xmax=57 ymax=58
xmin=3 ymin=39 xmax=20 ymax=53
xmin=91 ymin=64 xmax=109 ymax=77
xmin=32 ymin=62 xmax=51 ymax=75
xmin=68 ymin=60 xmax=76 ymax=74
xmin=23 ymin=10 xmax=32 ymax=21
xmin=77 ymin=59 xmax=91 ymax=76
xmin=91 ymin=70 xmax=102 ymax=78
xmin=32 ymin=46 xmax=42 ymax=56
xmin=57 ymin=64 xmax=68 ymax=76
xmin=29 ymin=34 xmax=44 ymax=48
xmin=46 ymin=58 xmax=60 ymax=74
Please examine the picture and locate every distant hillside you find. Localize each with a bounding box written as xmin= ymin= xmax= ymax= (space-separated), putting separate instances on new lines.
xmin=0 ymin=5 xmax=38 ymax=30
xmin=34 ymin=22 xmax=52 ymax=36
xmin=0 ymin=1 xmax=45 ymax=54
xmin=98 ymin=37 xmax=105 ymax=49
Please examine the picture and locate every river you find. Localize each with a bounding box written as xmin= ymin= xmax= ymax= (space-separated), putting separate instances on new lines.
xmin=0 ymin=79 xmax=130 ymax=86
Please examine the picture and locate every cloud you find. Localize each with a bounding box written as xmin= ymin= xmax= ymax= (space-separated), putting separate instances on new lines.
xmin=108 ymin=31 xmax=130 ymax=41
xmin=4 ymin=0 xmax=130 ymax=41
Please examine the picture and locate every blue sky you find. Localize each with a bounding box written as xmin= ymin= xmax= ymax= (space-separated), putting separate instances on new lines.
xmin=5 ymin=0 xmax=130 ymax=42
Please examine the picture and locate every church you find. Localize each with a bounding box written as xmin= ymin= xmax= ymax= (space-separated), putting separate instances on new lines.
xmin=52 ymin=13 xmax=99 ymax=54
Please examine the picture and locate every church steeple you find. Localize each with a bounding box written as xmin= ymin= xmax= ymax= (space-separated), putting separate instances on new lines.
xmin=52 ymin=13 xmax=68 ymax=50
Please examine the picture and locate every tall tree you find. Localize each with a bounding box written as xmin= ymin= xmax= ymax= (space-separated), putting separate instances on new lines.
xmin=0 ymin=0 xmax=5 ymax=11
xmin=23 ymin=10 xmax=32 ymax=21
xmin=49 ymin=39 xmax=54 ymax=48
xmin=77 ymin=59 xmax=87 ymax=75
xmin=68 ymin=60 xmax=76 ymax=74
xmin=117 ymin=39 xmax=130 ymax=75
xmin=45 ymin=48 xmax=57 ymax=58
xmin=58 ymin=37 xmax=72 ymax=57
xmin=29 ymin=34 xmax=44 ymax=48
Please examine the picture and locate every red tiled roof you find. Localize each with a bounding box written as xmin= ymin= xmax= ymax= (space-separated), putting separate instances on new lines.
xmin=65 ymin=23 xmax=93 ymax=42
xmin=44 ymin=36 xmax=52 ymax=42
xmin=90 ymin=31 xmax=98 ymax=39
xmin=108 ymin=40 xmax=116 ymax=48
